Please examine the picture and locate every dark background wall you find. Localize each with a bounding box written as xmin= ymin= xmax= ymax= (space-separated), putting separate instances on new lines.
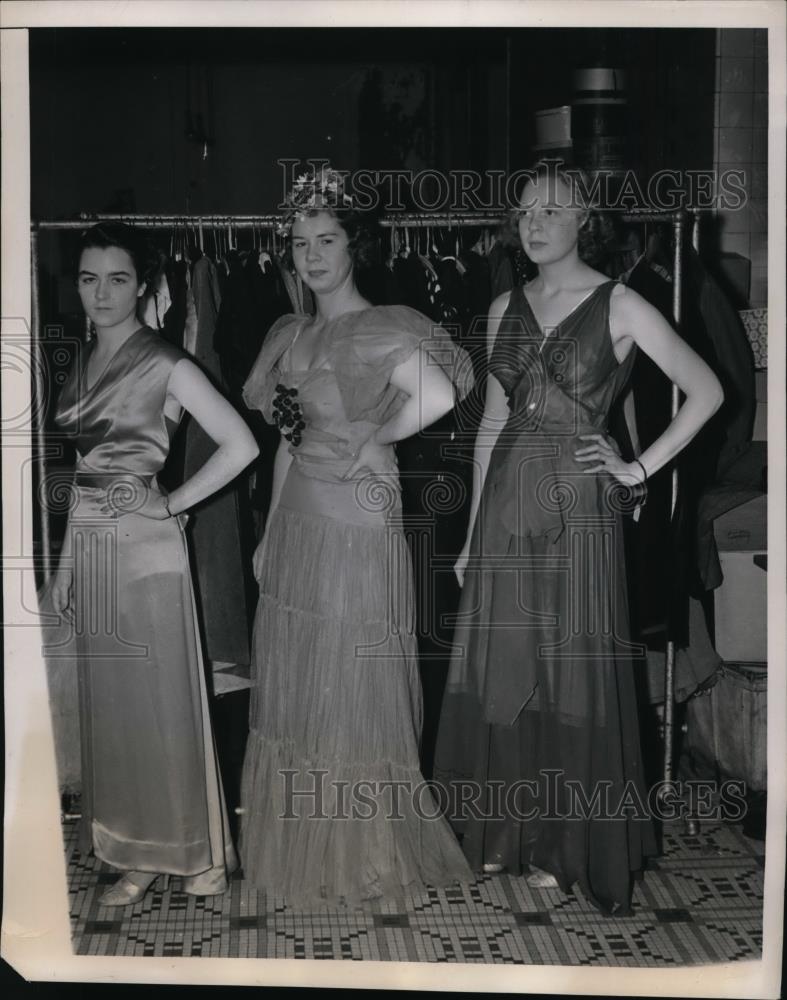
xmin=30 ymin=27 xmax=717 ymax=220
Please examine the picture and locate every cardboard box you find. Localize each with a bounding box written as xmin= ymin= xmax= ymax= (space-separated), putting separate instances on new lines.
xmin=713 ymin=493 xmax=767 ymax=551
xmin=753 ymin=369 xmax=767 ymax=441
xmin=686 ymin=661 xmax=767 ymax=791
xmin=714 ymin=550 xmax=767 ymax=662
xmin=534 ymin=106 xmax=572 ymax=149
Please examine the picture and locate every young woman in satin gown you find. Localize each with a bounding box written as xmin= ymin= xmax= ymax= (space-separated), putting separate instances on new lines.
xmin=239 ymin=196 xmax=475 ymax=906
xmin=434 ymin=162 xmax=724 ymax=915
xmin=51 ymin=223 xmax=259 ymax=907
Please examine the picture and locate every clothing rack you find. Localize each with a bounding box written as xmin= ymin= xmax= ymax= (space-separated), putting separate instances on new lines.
xmin=31 ymin=208 xmax=701 ymax=785
xmin=33 ymin=215 xmax=284 ymax=230
xmin=31 ymin=209 xmax=702 ymax=233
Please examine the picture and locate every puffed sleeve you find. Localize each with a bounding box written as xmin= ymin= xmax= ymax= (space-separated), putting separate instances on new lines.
xmin=242 ymin=314 xmax=299 ymax=422
xmin=331 ymin=305 xmax=475 ymax=424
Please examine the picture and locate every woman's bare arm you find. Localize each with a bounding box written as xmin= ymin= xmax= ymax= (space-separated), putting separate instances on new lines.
xmin=164 ymin=359 xmax=259 ymax=515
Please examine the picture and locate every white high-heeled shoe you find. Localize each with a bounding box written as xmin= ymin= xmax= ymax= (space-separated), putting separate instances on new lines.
xmin=525 ymin=865 xmax=559 ymax=889
xmin=99 ymin=871 xmax=169 ymax=907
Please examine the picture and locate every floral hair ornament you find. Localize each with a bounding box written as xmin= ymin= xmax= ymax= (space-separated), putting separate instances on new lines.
xmin=277 ymin=166 xmax=354 ymax=237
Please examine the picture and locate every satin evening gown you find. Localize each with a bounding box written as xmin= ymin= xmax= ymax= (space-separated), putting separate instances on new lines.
xmin=55 ymin=326 xmax=236 ymax=892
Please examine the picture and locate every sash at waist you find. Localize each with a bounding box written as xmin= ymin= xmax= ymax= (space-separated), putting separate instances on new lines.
xmin=74 ymin=472 xmax=157 ymax=489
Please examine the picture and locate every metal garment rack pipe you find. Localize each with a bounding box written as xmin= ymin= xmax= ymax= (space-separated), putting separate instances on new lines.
xmin=660 ymin=208 xmax=701 ymax=786
xmin=662 ymin=210 xmax=685 ymax=787
xmin=32 ymin=209 xmax=695 ymax=230
xmin=33 ymin=217 xmax=284 ymax=230
xmin=31 ymin=209 xmax=694 ymax=781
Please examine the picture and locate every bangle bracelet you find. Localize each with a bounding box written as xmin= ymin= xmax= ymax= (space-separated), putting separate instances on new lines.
xmin=634 ymin=458 xmax=648 ymax=484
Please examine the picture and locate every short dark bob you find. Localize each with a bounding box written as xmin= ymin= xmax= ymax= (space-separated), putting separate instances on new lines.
xmin=75 ymin=222 xmax=160 ymax=288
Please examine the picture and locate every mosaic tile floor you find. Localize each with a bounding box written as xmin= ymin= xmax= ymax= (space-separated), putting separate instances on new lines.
xmin=64 ymin=819 xmax=764 ymax=965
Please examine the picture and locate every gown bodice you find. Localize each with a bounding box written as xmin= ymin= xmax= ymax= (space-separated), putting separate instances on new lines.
xmin=490 ymin=280 xmax=634 ymax=433
xmin=55 ymin=327 xmax=186 ymax=478
xmin=485 ymin=281 xmax=637 ymax=541
xmin=242 ymin=305 xmax=473 ymax=483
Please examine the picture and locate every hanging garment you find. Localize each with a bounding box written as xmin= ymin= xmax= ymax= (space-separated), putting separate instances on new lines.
xmin=192 ymin=254 xmax=225 ymax=376
xmin=458 ymin=247 xmax=493 ymax=424
xmin=487 ymin=239 xmax=536 ymax=301
xmin=395 ymin=251 xmax=436 ymax=318
xmin=487 ymin=239 xmax=515 ymax=299
xmin=435 ymin=256 xmax=470 ymax=332
xmin=459 ymin=248 xmax=492 ymax=328
xmin=214 ymin=250 xmax=257 ymax=396
xmin=183 ymin=252 xmax=250 ymax=668
xmin=245 ymin=252 xmax=295 ymax=517
xmin=393 ymin=252 xmax=415 ymax=309
xmin=162 ymin=257 xmax=188 ymax=349
xmin=381 ymin=254 xmax=405 ymax=307
xmin=195 ymin=252 xmax=222 ymax=316
xmin=621 ymin=250 xmax=757 ymax=602
xmin=182 ymin=263 xmax=199 ymax=357
xmin=53 ymin=326 xmax=236 ymax=890
xmin=687 ymin=247 xmax=756 ymax=477
xmin=252 ymin=252 xmax=292 ymax=337
xmin=212 ymin=249 xmax=290 ymax=524
xmin=179 ymin=267 xmax=197 ymax=356
xmin=616 ymin=257 xmax=688 ymax=641
xmin=238 ymin=305 xmax=475 ymax=906
xmin=141 ymin=269 xmax=172 ymax=332
xmin=434 ymin=282 xmax=656 ymax=916
xmin=391 ymin=248 xmax=475 ymax=778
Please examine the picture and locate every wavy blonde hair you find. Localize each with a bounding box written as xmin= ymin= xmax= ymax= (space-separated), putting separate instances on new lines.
xmin=500 ymin=160 xmax=617 ymax=265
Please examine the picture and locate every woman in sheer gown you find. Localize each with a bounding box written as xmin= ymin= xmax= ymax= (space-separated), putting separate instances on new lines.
xmin=239 ymin=176 xmax=474 ymax=905
xmin=434 ymin=162 xmax=724 ymax=915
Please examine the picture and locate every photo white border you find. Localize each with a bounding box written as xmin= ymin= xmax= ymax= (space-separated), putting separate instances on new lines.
xmin=2 ymin=2 xmax=785 ymax=994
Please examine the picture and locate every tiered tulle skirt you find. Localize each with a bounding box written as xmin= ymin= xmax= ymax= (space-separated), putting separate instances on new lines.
xmin=239 ymin=501 xmax=472 ymax=906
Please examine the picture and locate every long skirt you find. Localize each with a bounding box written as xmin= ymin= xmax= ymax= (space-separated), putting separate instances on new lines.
xmin=434 ymin=492 xmax=657 ymax=916
xmin=239 ymin=468 xmax=472 ymax=906
xmin=69 ymin=486 xmax=236 ymax=892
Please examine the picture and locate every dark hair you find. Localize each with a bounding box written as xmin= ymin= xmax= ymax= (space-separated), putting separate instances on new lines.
xmin=76 ymin=222 xmax=160 ymax=288
xmin=285 ymin=207 xmax=379 ymax=272
xmin=500 ymin=160 xmax=616 ymax=265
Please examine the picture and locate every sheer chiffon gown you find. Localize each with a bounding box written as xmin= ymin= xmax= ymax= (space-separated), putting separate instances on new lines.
xmin=54 ymin=327 xmax=236 ymax=892
xmin=434 ymin=282 xmax=657 ymax=916
xmin=239 ymin=305 xmax=475 ymax=906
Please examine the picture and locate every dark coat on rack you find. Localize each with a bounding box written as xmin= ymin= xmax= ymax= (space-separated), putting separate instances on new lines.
xmin=161 ymin=257 xmax=188 ymax=349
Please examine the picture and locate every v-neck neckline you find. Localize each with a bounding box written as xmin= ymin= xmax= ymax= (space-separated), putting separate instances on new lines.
xmin=284 ymin=317 xmax=327 ymax=373
xmin=520 ymin=280 xmax=613 ymax=339
xmin=285 ymin=308 xmax=368 ymax=373
xmin=82 ymin=326 xmax=146 ymax=394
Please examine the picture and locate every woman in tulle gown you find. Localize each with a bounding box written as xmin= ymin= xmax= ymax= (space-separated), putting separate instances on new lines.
xmin=239 ymin=175 xmax=474 ymax=905
xmin=434 ymin=161 xmax=724 ymax=915
xmin=51 ymin=223 xmax=258 ymax=906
